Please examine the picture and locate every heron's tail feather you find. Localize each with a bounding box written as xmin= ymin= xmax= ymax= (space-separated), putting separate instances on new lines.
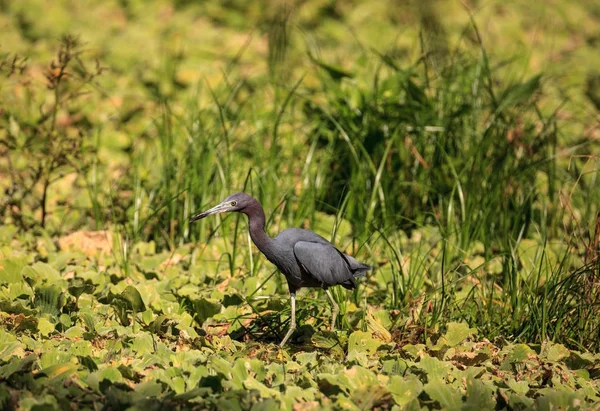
xmin=352 ymin=263 xmax=370 ymax=276
xmin=343 ymin=254 xmax=371 ymax=275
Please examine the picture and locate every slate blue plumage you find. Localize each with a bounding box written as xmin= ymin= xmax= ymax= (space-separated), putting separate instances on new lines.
xmin=190 ymin=192 xmax=371 ymax=346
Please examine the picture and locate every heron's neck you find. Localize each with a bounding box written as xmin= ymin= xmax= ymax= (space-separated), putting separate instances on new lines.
xmin=244 ymin=204 xmax=275 ymax=258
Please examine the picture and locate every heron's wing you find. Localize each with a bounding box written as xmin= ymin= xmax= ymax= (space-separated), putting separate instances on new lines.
xmin=293 ymin=241 xmax=369 ymax=288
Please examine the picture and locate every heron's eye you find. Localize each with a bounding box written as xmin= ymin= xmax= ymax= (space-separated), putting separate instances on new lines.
xmin=231 ymin=201 xmax=237 ymax=207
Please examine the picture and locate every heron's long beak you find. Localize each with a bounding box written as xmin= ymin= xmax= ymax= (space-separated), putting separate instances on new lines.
xmin=189 ymin=202 xmax=232 ymax=223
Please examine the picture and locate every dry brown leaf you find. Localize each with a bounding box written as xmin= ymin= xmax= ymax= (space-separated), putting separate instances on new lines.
xmin=58 ymin=230 xmax=112 ymax=257
xmin=159 ymin=253 xmax=183 ymax=269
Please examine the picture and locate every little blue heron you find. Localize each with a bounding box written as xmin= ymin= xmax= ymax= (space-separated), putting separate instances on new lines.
xmin=190 ymin=192 xmax=371 ymax=346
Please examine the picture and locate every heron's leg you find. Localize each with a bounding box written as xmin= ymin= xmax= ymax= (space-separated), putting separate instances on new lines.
xmin=280 ymin=293 xmax=296 ymax=347
xmin=325 ymin=289 xmax=339 ymax=330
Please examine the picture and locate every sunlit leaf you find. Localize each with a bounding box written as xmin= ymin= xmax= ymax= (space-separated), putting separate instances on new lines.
xmin=464 ymin=376 xmax=495 ymax=410
xmin=120 ymin=285 xmax=146 ymax=312
xmin=507 ymin=344 xmax=536 ymax=363
xmin=424 ymin=380 xmax=462 ymax=409
xmin=39 ymin=362 xmax=77 ymax=379
xmin=388 ymin=374 xmax=423 ymax=406
xmin=37 ymin=318 xmax=55 ymax=336
xmin=415 ymin=356 xmax=451 ymax=381
xmin=545 ymin=343 xmax=570 ymax=362
xmin=193 ymin=298 xmax=222 ymax=324
xmin=0 ymin=355 xmax=36 ymax=379
xmin=0 ymin=259 xmax=24 ymax=284
xmin=347 ymin=331 xmax=382 ymax=360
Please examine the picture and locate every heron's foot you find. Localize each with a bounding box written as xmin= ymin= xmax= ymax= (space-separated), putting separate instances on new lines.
xmin=280 ymin=324 xmax=296 ymax=347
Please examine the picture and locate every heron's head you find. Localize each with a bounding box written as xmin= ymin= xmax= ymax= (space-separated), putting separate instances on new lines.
xmin=189 ymin=192 xmax=256 ymax=222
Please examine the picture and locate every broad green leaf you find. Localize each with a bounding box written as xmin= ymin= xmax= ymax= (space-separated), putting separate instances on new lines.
xmin=312 ymin=331 xmax=344 ymax=356
xmin=424 ymin=380 xmax=462 ymax=409
xmin=388 ymin=374 xmax=423 ymax=406
xmin=87 ymin=367 xmax=123 ymax=391
xmin=80 ymin=312 xmax=96 ymax=333
xmin=536 ymin=388 xmax=585 ymax=409
xmin=347 ymin=331 xmax=382 ymax=360
xmin=150 ymin=315 xmax=168 ymax=334
xmin=64 ymin=326 xmax=85 ymax=339
xmin=0 ymin=355 xmax=36 ymax=379
xmin=0 ymin=342 xmax=25 ymax=361
xmin=70 ymin=340 xmax=93 ymax=357
xmin=142 ymin=309 xmax=154 ymax=324
xmin=366 ymin=309 xmax=392 ymax=342
xmin=77 ymin=356 xmax=98 ymax=372
xmin=19 ymin=395 xmax=59 ymax=410
xmin=210 ymin=356 xmax=234 ymax=379
xmin=244 ymin=376 xmax=281 ymax=399
xmin=442 ymin=322 xmax=476 ymax=347
xmin=68 ymin=278 xmax=95 ymax=299
xmin=24 ymin=262 xmax=61 ymax=284
xmin=312 ymin=212 xmax=353 ymax=240
xmin=506 ymin=392 xmax=535 ymax=408
xmin=121 ymin=285 xmax=146 ymax=312
xmin=0 ymin=259 xmax=24 ymax=283
xmin=175 ymin=323 xmax=199 ymax=339
xmin=464 ymin=376 xmax=495 ymax=410
xmin=507 ymin=378 xmax=529 ymax=396
xmin=415 ymin=356 xmax=450 ymax=381
xmin=39 ymin=362 xmax=77 ymax=379
xmin=507 ymin=344 xmax=536 ymax=363
xmin=382 ymin=358 xmax=409 ymax=375
xmin=174 ymin=387 xmax=213 ymax=401
xmin=169 ymin=376 xmax=186 ymax=394
xmin=193 ymin=298 xmax=221 ymax=324
xmin=294 ymin=352 xmax=317 ymax=367
xmin=132 ymin=332 xmax=154 ymax=355
xmin=8 ymin=282 xmax=33 ymax=301
xmin=37 ymin=318 xmax=55 ymax=336
xmin=40 ymin=350 xmax=73 ymax=369
xmin=344 ymin=365 xmax=379 ymax=391
xmin=545 ymin=343 xmax=570 ymax=362
xmin=59 ymin=313 xmax=72 ymax=327
xmin=317 ymin=373 xmax=352 ymax=396
xmin=34 ymin=285 xmax=64 ymax=317
xmin=402 ymin=344 xmax=427 ymax=360
xmin=137 ymin=380 xmax=165 ymax=397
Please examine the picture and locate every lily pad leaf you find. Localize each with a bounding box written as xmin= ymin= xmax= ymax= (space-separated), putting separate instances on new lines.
xmin=0 ymin=259 xmax=24 ymax=284
xmin=120 ymin=285 xmax=146 ymax=312
xmin=312 ymin=331 xmax=343 ymax=356
xmin=0 ymin=355 xmax=36 ymax=379
xmin=465 ymin=376 xmax=495 ymax=409
xmin=545 ymin=343 xmax=570 ymax=362
xmin=424 ymin=380 xmax=462 ymax=409
xmin=38 ymin=362 xmax=78 ymax=380
xmin=507 ymin=378 xmax=529 ymax=396
xmin=348 ymin=331 xmax=382 ymax=358
xmin=24 ymin=262 xmax=61 ymax=284
xmin=388 ymin=374 xmax=423 ymax=406
xmin=193 ymin=298 xmax=221 ymax=324
xmin=38 ymin=318 xmax=55 ymax=337
xmin=507 ymin=344 xmax=536 ymax=363
xmin=68 ymin=278 xmax=95 ymax=299
xmin=431 ymin=322 xmax=476 ymax=349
